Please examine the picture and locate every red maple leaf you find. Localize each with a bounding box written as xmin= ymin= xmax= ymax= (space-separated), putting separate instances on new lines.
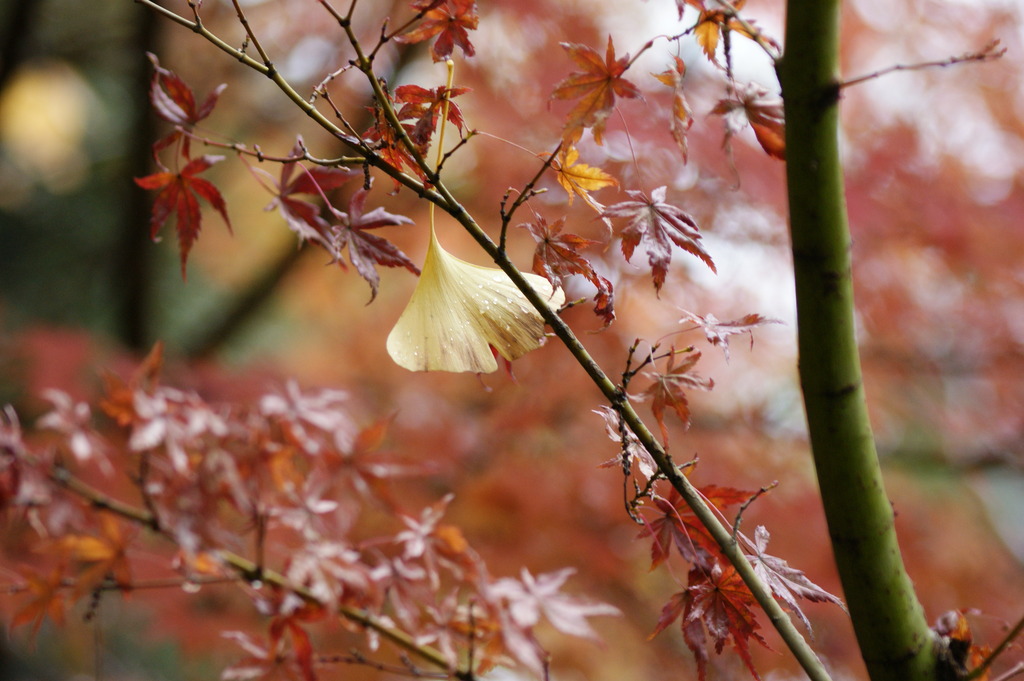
xmin=322 ymin=416 xmax=428 ymax=506
xmin=519 ymin=215 xmax=615 ymax=325
xmin=363 ymin=104 xmax=428 ymax=186
xmin=711 ymin=84 xmax=786 ymax=160
xmin=651 ymin=562 xmax=769 ymax=681
xmin=601 ymin=185 xmax=715 ymax=292
xmin=146 ymin=52 xmax=226 ymax=158
xmin=551 ymin=37 xmax=643 ymax=144
xmin=134 ymin=156 xmax=231 ymax=277
xmin=639 ymin=485 xmax=749 ymax=569
xmin=637 ymin=349 xmax=713 ymax=442
xmin=746 ymin=525 xmax=844 ymax=631
xmin=679 ymin=310 xmax=781 ymax=362
xmin=394 ymin=83 xmax=471 ymax=147
xmin=262 ymin=137 xmax=360 ymax=251
xmin=396 ymin=0 xmax=479 ymax=62
xmin=272 ymin=606 xmax=326 ymax=681
xmin=331 ymin=186 xmax=419 ymax=301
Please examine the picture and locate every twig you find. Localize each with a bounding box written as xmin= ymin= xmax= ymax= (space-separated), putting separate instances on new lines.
xmin=185 ymin=129 xmax=364 ymax=166
xmin=3 ymin=575 xmax=240 ymax=595
xmin=712 ymin=0 xmax=782 ymax=61
xmin=319 ymin=650 xmax=449 ymax=679
xmin=730 ymin=481 xmax=778 ymax=543
xmin=966 ymin=611 xmax=1024 ymax=681
xmin=50 ymin=468 xmax=474 ymax=680
xmin=229 ymin=0 xmax=272 ymax=67
xmin=499 ymin=141 xmax=564 ymax=252
xmin=51 ymin=465 xmax=159 ymax=530
xmin=840 ymin=40 xmax=1005 ymax=90
xmin=993 ymin=662 xmax=1024 ymax=681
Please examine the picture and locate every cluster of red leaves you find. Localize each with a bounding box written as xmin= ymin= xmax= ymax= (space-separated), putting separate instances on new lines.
xmin=136 ymin=58 xmax=422 ymax=297
xmin=260 ymin=138 xmax=362 ymax=252
xmin=637 ymin=486 xmax=840 ymax=681
xmin=393 ymin=83 xmax=471 ymax=148
xmin=361 ymin=83 xmax=470 ymax=187
xmin=134 ymin=54 xmax=231 ymax=277
xmin=632 ymin=312 xmax=778 ymax=444
xmin=1 ymin=346 xmax=620 ymax=680
xmin=591 ymin=307 xmax=830 ymax=680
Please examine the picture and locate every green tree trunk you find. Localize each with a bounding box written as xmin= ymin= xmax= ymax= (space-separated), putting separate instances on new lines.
xmin=778 ymin=2 xmax=942 ymax=679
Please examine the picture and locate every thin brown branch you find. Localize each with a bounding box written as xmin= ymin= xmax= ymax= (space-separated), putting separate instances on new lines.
xmin=498 ymin=140 xmax=564 ymax=252
xmin=134 ymin=0 xmax=269 ymax=75
xmin=840 ymin=40 xmax=1005 ymax=90
xmin=51 ymin=465 xmax=159 ymax=529
xmin=319 ymin=650 xmax=450 ymax=679
xmin=712 ymin=0 xmax=782 ymax=61
xmin=991 ymin=662 xmax=1024 ymax=681
xmin=967 ymin=612 xmax=1024 ymax=681
xmin=730 ymin=481 xmax=778 ymax=542
xmin=3 ymin=575 xmax=240 ymax=595
xmin=50 ymin=468 xmax=472 ymax=679
xmin=186 ymin=129 xmax=364 ymax=166
xmin=229 ymin=0 xmax=273 ymax=67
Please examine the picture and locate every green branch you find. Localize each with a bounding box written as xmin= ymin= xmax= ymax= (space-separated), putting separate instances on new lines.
xmin=778 ymin=1 xmax=944 ymax=679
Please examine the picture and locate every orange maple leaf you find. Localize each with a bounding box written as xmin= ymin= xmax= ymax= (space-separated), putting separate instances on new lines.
xmin=551 ymin=36 xmax=642 ymax=144
xmin=10 ymin=564 xmax=68 ymax=638
xmin=653 ymin=56 xmax=694 ymax=162
xmin=60 ymin=514 xmax=134 ymax=595
xmin=99 ymin=341 xmax=164 ymax=426
xmin=691 ymin=1 xmax=749 ymax=62
xmin=552 ymin=145 xmax=618 ymax=212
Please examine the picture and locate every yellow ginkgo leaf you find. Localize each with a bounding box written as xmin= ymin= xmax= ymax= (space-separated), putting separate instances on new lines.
xmin=386 ymin=228 xmax=565 ymax=373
